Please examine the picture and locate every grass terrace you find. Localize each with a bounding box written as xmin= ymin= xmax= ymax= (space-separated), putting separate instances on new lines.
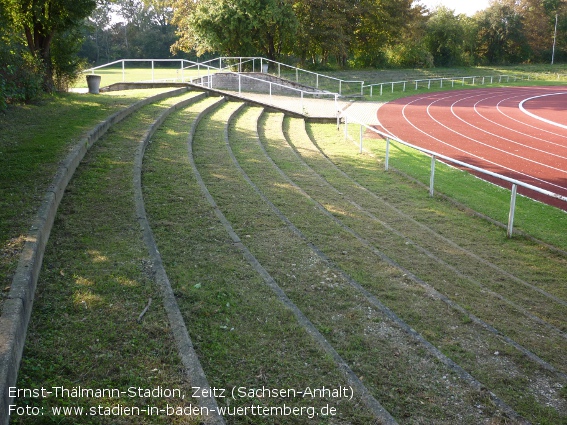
xmin=3 ymin=64 xmax=566 ymax=424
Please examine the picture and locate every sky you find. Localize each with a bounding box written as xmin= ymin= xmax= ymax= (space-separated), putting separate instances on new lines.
xmin=418 ymin=0 xmax=491 ymax=16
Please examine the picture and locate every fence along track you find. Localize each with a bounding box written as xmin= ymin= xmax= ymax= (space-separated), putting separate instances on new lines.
xmin=187 ymin=100 xmax=398 ymax=424
xmin=252 ymin=111 xmax=567 ymax=420
xmin=224 ymin=105 xmax=529 ymax=423
xmin=280 ymin=119 xmax=567 ymax=341
xmin=305 ymin=119 xmax=567 ymax=307
xmin=271 ymin=116 xmax=567 ymax=378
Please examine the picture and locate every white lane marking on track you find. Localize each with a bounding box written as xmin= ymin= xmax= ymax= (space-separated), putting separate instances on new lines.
xmin=496 ymin=95 xmax=567 ymax=141
xmin=475 ymin=94 xmax=567 ymax=149
xmin=519 ymin=92 xmax=567 ymax=130
xmin=395 ymin=92 xmax=567 ymax=192
xmin=446 ymin=93 xmax=567 ymax=160
xmin=426 ymin=93 xmax=567 ymax=176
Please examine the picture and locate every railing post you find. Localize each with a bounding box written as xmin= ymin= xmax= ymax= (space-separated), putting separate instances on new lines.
xmin=278 ymin=63 xmax=281 ymax=78
xmin=507 ymin=184 xmax=518 ymax=238
xmin=180 ymin=60 xmax=184 ymax=82
xmin=429 ymin=155 xmax=436 ymax=197
xmin=385 ymin=138 xmax=390 ymax=171
xmin=151 ymin=60 xmax=155 ymax=82
xmin=122 ymin=60 xmax=125 ymax=82
xmin=339 ymin=80 xmax=342 ymax=95
xmin=300 ymin=91 xmax=304 ymax=114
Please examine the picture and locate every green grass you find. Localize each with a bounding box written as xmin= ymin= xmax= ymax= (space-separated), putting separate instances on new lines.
xmin=0 ymin=88 xmax=173 ymax=311
xmin=13 ymin=91 xmax=204 ymax=424
xmin=75 ymin=61 xmax=567 ymax=99
xmin=4 ymin=65 xmax=567 ymax=424
xmin=338 ymin=123 xmax=567 ymax=251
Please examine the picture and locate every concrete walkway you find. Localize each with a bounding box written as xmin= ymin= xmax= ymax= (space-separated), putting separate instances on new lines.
xmin=223 ymin=91 xmax=383 ymax=124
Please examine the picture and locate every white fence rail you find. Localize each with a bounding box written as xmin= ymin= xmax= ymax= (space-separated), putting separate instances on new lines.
xmin=83 ymin=58 xmax=341 ymax=114
xmin=340 ymin=112 xmax=567 ymax=237
xmin=364 ymin=75 xmax=529 ymax=97
xmin=199 ymin=56 xmax=365 ymax=96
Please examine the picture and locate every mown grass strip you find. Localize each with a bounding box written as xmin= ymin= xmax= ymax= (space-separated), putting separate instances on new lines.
xmin=228 ymin=106 xmax=534 ymax=423
xmin=224 ymin=107 xmax=517 ymax=423
xmin=0 ymin=89 xmax=173 ymax=310
xmin=143 ymin=100 xmax=381 ymax=423
xmin=254 ymin=112 xmax=566 ymax=423
xmin=134 ymin=91 xmax=226 ymax=425
xmin=283 ymin=119 xmax=567 ymax=352
xmin=306 ymin=122 xmax=567 ymax=302
xmin=347 ymin=123 xmax=567 ymax=251
xmin=13 ymin=91 xmax=203 ymax=425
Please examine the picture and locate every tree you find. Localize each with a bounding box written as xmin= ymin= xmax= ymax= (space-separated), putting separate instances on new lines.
xmin=291 ymin=0 xmax=356 ymax=67
xmin=424 ymin=6 xmax=467 ymax=67
xmin=475 ymin=1 xmax=530 ymax=64
xmin=353 ymin=0 xmax=425 ymax=67
xmin=1 ymin=0 xmax=98 ymax=91
xmin=171 ymin=0 xmax=297 ymax=60
xmin=513 ymin=0 xmax=567 ymax=62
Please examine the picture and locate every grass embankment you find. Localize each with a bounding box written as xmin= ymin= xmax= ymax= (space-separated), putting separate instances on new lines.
xmin=0 ymin=89 xmax=170 ymax=312
xmin=144 ymin=100 xmax=566 ymax=422
xmin=143 ymin=100 xmax=378 ymax=424
xmin=340 ymin=122 xmax=567 ymax=251
xmin=264 ymin=113 xmax=567 ymax=423
xmin=11 ymin=90 xmax=205 ymax=424
xmin=4 ymin=64 xmax=566 ymax=424
xmin=77 ymin=65 xmax=218 ymax=88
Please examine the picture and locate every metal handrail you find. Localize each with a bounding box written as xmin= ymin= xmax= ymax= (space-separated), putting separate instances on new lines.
xmin=340 ymin=111 xmax=567 ymax=237
xmin=363 ymin=75 xmax=527 ymax=97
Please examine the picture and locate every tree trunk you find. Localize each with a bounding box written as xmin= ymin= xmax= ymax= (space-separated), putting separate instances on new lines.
xmin=24 ymin=23 xmax=55 ymax=92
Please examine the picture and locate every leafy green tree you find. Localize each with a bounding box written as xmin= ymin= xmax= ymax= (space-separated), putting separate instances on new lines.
xmin=0 ymin=0 xmax=43 ymax=107
xmin=475 ymin=1 xmax=530 ymax=64
xmin=171 ymin=0 xmax=297 ymax=60
xmin=353 ymin=0 xmax=425 ymax=67
xmin=514 ymin=0 xmax=567 ymax=62
xmin=1 ymin=0 xmax=98 ymax=91
xmin=424 ymin=6 xmax=467 ymax=67
xmin=291 ymin=0 xmax=355 ymax=67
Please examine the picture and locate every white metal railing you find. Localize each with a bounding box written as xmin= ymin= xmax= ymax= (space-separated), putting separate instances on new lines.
xmin=83 ymin=58 xmax=341 ymax=115
xmin=199 ymin=57 xmax=365 ymax=96
xmin=339 ymin=111 xmax=567 ymax=237
xmin=364 ymin=75 xmax=528 ymax=97
xmin=84 ymin=58 xmax=222 ymax=83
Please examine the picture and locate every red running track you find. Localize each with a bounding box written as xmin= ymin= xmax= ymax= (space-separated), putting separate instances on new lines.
xmin=375 ymin=86 xmax=567 ymax=210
